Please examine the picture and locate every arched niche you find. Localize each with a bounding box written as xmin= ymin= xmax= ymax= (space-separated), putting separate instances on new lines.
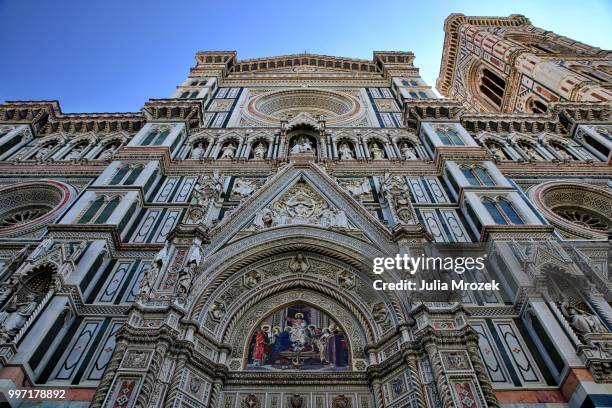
xmin=222 ymin=288 xmax=370 ymax=372
xmin=244 ymin=300 xmax=352 ymax=371
xmin=287 ymin=125 xmax=318 ymax=157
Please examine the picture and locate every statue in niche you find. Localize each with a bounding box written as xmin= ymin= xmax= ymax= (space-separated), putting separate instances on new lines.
xmin=290 ymin=136 xmax=314 ymax=154
xmin=519 ymin=142 xmax=544 ymax=161
xmin=0 ymin=293 xmax=38 ymax=341
xmin=34 ymin=143 xmax=55 ymax=160
xmin=487 ymin=141 xmax=508 ymax=161
xmin=369 ymin=143 xmax=384 ymax=160
xmin=98 ymin=143 xmax=120 ymax=161
xmin=177 ymin=243 xmax=201 ymax=300
xmin=332 ymin=395 xmax=350 ymax=408
xmin=289 ymin=394 xmax=304 ymax=408
xmin=190 ymin=142 xmax=206 ymax=159
xmin=138 ymin=266 xmax=153 ymax=299
xmin=220 ymin=143 xmax=237 ymax=159
xmin=245 ymin=394 xmax=258 ymax=407
xmin=561 ymin=302 xmax=607 ymax=335
xmin=550 ymin=143 xmax=574 ymax=160
xmin=253 ymin=142 xmax=267 ymax=159
xmin=65 ymin=143 xmax=87 ymax=160
xmin=150 ymin=244 xmax=169 ymax=282
xmin=399 ymin=142 xmax=417 ymax=159
xmin=338 ymin=142 xmax=354 ymax=160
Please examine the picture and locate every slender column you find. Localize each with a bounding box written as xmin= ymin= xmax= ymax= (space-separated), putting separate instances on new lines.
xmin=406 ymin=354 xmax=427 ymax=408
xmin=208 ymin=379 xmax=223 ymax=408
xmin=372 ymin=379 xmax=385 ymax=408
xmin=203 ymin=138 xmax=215 ymax=158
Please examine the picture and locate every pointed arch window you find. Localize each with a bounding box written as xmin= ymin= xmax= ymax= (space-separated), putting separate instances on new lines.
xmin=109 ymin=166 xmax=129 ymax=185
xmin=529 ymin=99 xmax=548 ymax=114
xmin=479 ymin=68 xmax=506 ymax=109
xmin=498 ymin=198 xmax=524 ymax=225
xmin=94 ymin=197 xmax=120 ymax=224
xmin=123 ymin=166 xmax=143 ymax=185
xmin=109 ymin=165 xmax=143 ymax=186
xmin=77 ymin=197 xmax=105 ymax=224
xmin=482 ymin=198 xmax=507 ymax=225
xmin=461 ymin=166 xmax=496 ymax=186
xmin=141 ymin=128 xmax=170 ymax=146
xmin=436 ymin=127 xmax=464 ymax=146
xmin=481 ymin=197 xmax=524 ymax=225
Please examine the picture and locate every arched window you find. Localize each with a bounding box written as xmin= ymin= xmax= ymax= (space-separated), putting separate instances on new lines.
xmin=528 ymin=98 xmax=548 ymax=114
xmin=474 ymin=167 xmax=495 ymax=186
xmin=0 ymin=133 xmax=22 ymax=156
xmin=549 ymin=141 xmax=577 ymax=160
xmin=461 ymin=166 xmax=495 ymax=186
xmin=123 ymin=166 xmax=143 ymax=185
xmin=152 ymin=129 xmax=170 ymax=146
xmin=409 ymin=91 xmax=418 ymax=98
xmin=418 ymin=91 xmax=428 ymax=98
xmin=109 ymin=165 xmax=142 ymax=185
xmin=483 ymin=198 xmax=507 ymax=225
xmin=436 ymin=127 xmax=464 ymax=146
xmin=109 ymin=166 xmax=129 ymax=185
xmin=78 ymin=196 xmax=105 ymax=224
xmin=485 ymin=140 xmax=510 ymax=161
xmin=479 ymin=68 xmax=506 ymax=108
xmin=94 ymin=197 xmax=120 ymax=224
xmin=180 ymin=91 xmax=190 ymax=98
xmin=498 ymin=198 xmax=524 ymax=225
xmin=141 ymin=128 xmax=170 ymax=146
xmin=482 ymin=197 xmax=524 ymax=225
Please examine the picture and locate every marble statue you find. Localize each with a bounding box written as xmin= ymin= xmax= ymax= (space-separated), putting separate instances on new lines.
xmin=338 ymin=142 xmax=353 ymax=160
xmin=400 ymin=142 xmax=417 ymax=160
xmin=190 ymin=142 xmax=206 ymax=159
xmin=370 ymin=143 xmax=384 ymax=160
xmin=253 ymin=142 xmax=267 ymax=159
xmin=220 ymin=143 xmax=237 ymax=159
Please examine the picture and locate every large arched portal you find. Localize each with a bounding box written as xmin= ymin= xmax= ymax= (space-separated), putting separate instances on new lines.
xmin=183 ymin=225 xmax=405 ymax=407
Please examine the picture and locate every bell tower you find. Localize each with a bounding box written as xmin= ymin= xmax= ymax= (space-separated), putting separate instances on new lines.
xmin=437 ymin=14 xmax=612 ymax=113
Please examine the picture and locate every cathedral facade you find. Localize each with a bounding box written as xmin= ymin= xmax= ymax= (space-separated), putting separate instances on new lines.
xmin=0 ymin=13 xmax=610 ymax=408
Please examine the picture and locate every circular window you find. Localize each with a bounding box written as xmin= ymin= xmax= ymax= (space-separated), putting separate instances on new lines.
xmin=0 ymin=181 xmax=73 ymax=237
xmin=245 ymin=89 xmax=363 ymax=125
xmin=532 ymin=182 xmax=611 ymax=240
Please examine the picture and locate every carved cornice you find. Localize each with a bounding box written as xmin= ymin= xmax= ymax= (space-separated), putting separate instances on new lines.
xmin=461 ymin=102 xmax=610 ymax=135
xmin=142 ymin=99 xmax=204 ymax=129
xmin=0 ymin=101 xmax=144 ymax=136
xmin=402 ymin=99 xmax=465 ymax=131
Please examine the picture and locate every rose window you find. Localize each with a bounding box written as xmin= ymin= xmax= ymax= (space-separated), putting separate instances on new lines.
xmin=0 ymin=206 xmax=51 ymax=228
xmin=0 ymin=181 xmax=73 ymax=237
xmin=553 ymin=208 xmax=608 ymax=231
xmin=245 ymin=89 xmax=363 ymax=125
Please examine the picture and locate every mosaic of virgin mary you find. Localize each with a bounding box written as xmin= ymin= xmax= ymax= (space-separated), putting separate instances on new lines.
xmin=246 ymin=303 xmax=350 ymax=371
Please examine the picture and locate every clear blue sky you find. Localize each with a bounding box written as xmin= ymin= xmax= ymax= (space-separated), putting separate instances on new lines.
xmin=1 ymin=0 xmax=610 ymax=113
